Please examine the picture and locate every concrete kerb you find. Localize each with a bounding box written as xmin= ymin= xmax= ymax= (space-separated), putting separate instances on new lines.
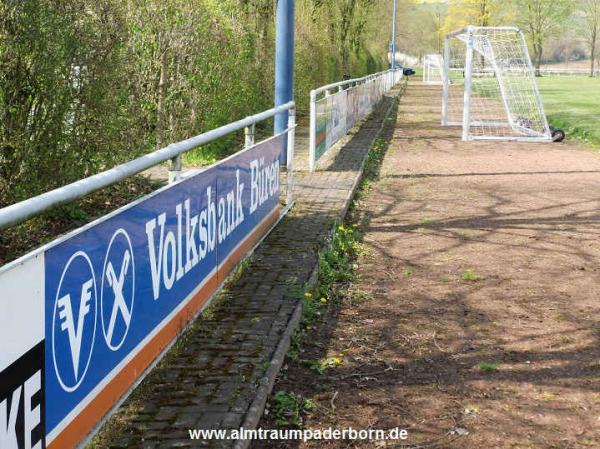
xmin=233 ymin=88 xmax=402 ymax=449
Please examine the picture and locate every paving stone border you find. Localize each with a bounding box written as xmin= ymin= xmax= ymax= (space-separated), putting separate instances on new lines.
xmin=234 ymin=90 xmax=402 ymax=449
xmin=92 ymin=83 xmax=404 ymax=449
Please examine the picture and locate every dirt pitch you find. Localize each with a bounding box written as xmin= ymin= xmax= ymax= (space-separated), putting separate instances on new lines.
xmin=258 ymin=80 xmax=600 ymax=449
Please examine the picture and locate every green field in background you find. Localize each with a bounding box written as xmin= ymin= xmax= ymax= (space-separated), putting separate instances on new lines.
xmin=537 ymin=76 xmax=600 ymax=146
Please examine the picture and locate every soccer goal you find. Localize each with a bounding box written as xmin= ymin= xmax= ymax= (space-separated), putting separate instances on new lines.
xmin=423 ymin=54 xmax=443 ymax=84
xmin=441 ymin=26 xmax=553 ymax=142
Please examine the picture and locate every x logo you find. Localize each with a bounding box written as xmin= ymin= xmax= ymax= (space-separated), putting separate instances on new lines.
xmin=105 ymin=250 xmax=132 ymax=345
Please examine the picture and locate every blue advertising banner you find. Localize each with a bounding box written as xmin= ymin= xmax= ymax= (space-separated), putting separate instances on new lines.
xmin=43 ymin=135 xmax=282 ymax=448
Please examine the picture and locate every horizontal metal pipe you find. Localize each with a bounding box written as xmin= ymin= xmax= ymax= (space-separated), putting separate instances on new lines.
xmin=311 ymin=69 xmax=398 ymax=97
xmin=0 ymin=102 xmax=295 ymax=230
xmin=446 ymin=25 xmax=520 ymax=38
xmin=471 ymin=26 xmax=520 ymax=32
xmin=470 ymin=136 xmax=551 ymax=142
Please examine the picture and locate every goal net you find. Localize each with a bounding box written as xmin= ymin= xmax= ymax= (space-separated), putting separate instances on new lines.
xmin=441 ymin=26 xmax=552 ymax=142
xmin=423 ymin=54 xmax=443 ymax=84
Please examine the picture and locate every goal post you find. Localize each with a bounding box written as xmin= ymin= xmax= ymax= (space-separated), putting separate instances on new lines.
xmin=423 ymin=54 xmax=443 ymax=84
xmin=441 ymin=26 xmax=552 ymax=142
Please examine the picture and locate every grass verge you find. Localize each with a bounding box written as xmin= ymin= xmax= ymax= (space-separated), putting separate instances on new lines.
xmin=537 ymin=76 xmax=600 ymax=148
xmin=262 ymin=94 xmax=400 ymax=430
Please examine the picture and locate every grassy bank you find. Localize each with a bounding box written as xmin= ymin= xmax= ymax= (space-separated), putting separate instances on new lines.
xmin=537 ymin=76 xmax=600 ymax=147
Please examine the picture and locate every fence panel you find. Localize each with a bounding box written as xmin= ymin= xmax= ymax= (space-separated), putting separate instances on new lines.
xmin=539 ymin=68 xmax=599 ymax=77
xmin=0 ymin=104 xmax=295 ymax=449
xmin=309 ymin=70 xmax=403 ymax=171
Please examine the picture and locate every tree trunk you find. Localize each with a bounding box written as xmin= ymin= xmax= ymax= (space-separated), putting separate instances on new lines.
xmin=591 ymin=43 xmax=596 ymax=77
xmin=157 ymin=47 xmax=168 ymax=148
xmin=338 ymin=0 xmax=355 ymax=80
xmin=534 ymin=39 xmax=543 ymax=77
xmin=591 ymin=24 xmax=597 ymax=77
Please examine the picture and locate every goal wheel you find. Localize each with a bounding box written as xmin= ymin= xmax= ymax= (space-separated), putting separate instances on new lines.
xmin=550 ymin=126 xmax=565 ymax=142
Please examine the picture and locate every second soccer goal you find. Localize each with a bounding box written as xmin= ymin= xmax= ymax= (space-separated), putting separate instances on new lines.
xmin=441 ymin=26 xmax=554 ymax=142
xmin=423 ymin=54 xmax=443 ymax=85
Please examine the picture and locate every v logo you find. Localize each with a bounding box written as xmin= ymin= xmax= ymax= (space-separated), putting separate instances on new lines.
xmin=57 ymin=279 xmax=94 ymax=381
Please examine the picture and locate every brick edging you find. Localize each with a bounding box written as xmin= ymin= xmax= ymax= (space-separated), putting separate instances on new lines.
xmin=233 ymin=89 xmax=401 ymax=449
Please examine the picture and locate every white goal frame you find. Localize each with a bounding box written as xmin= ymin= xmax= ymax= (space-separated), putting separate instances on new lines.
xmin=423 ymin=54 xmax=443 ymax=84
xmin=441 ymin=26 xmax=552 ymax=142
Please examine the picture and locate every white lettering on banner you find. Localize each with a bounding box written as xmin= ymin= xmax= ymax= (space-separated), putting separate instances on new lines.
xmin=236 ymin=170 xmax=245 ymax=227
xmin=145 ymin=165 xmax=273 ymax=301
xmin=0 ymin=371 xmax=42 ymax=449
xmin=175 ymin=203 xmax=185 ymax=282
xmin=207 ymin=186 xmax=217 ymax=253
xmin=146 ymin=212 xmax=167 ymax=301
xmin=217 ymin=197 xmax=226 ymax=244
xmin=0 ymin=387 xmax=19 ymax=448
xmin=250 ymin=158 xmax=280 ymax=214
xmin=145 ymin=186 xmax=217 ymax=301
xmin=184 ymin=199 xmax=199 ymax=273
xmin=24 ymin=372 xmax=41 ymax=449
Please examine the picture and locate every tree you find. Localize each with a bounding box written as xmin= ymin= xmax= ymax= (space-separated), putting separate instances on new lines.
xmin=517 ymin=0 xmax=574 ymax=76
xmin=0 ymin=0 xmax=134 ymax=206
xmin=0 ymin=0 xmax=390 ymax=209
xmin=312 ymin=0 xmax=380 ymax=79
xmin=442 ymin=0 xmax=504 ymax=36
xmin=579 ymin=0 xmax=600 ymax=76
xmin=431 ymin=4 xmax=446 ymax=54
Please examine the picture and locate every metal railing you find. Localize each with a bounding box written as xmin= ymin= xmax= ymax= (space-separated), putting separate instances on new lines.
xmin=538 ymin=68 xmax=599 ymax=77
xmin=0 ymin=103 xmax=296 ymax=230
xmin=308 ymin=69 xmax=403 ymax=171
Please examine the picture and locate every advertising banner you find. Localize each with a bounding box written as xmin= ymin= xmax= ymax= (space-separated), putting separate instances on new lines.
xmin=315 ymin=99 xmax=330 ymax=161
xmin=326 ymin=91 xmax=348 ymax=152
xmin=0 ymin=255 xmax=45 ymax=449
xmin=312 ymin=71 xmax=402 ymax=167
xmin=0 ymin=134 xmax=283 ymax=449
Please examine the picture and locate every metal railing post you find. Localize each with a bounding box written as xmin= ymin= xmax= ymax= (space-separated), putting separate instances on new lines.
xmin=168 ymin=154 xmax=182 ymax=183
xmin=244 ymin=124 xmax=256 ymax=148
xmin=274 ymin=0 xmax=295 ymax=166
xmin=309 ymin=90 xmax=317 ymax=172
xmin=441 ymin=37 xmax=451 ymax=126
xmin=286 ymin=106 xmax=296 ymax=206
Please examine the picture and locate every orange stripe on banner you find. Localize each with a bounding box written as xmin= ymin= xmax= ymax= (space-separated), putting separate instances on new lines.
xmin=217 ymin=207 xmax=279 ymax=282
xmin=316 ymin=129 xmax=327 ymax=146
xmin=48 ymin=206 xmax=280 ymax=449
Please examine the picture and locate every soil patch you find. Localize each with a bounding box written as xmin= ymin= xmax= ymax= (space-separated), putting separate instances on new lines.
xmin=256 ymin=80 xmax=600 ymax=449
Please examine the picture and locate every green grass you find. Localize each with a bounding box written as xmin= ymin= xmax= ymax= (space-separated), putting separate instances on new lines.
xmin=477 ymin=362 xmax=498 ymax=373
xmin=462 ymin=269 xmax=481 ymax=282
xmin=537 ymin=76 xmax=600 ymax=147
xmin=270 ymin=391 xmax=314 ymax=428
